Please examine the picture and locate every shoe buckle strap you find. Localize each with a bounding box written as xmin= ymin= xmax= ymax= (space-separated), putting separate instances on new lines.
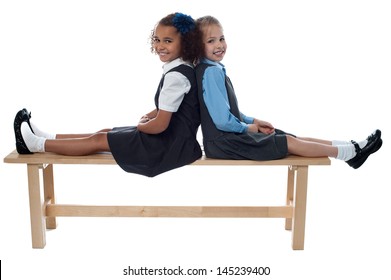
xmin=350 ymin=140 xmax=361 ymax=154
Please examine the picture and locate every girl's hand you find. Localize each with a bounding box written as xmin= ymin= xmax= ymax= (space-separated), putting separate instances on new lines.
xmin=139 ymin=115 xmax=150 ymax=124
xmin=137 ymin=110 xmax=172 ymax=134
xmin=254 ymin=119 xmax=275 ymax=134
xmin=247 ymin=124 xmax=259 ymax=133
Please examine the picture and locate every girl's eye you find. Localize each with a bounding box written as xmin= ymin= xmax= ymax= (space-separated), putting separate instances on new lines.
xmin=153 ymin=38 xmax=172 ymax=44
xmin=207 ymin=39 xmax=214 ymax=44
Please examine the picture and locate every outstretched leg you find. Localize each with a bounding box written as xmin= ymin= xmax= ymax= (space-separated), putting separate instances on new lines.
xmin=27 ymin=109 xmax=111 ymax=140
xmin=287 ymin=136 xmax=338 ymax=158
xmin=20 ymin=121 xmax=111 ymax=156
xmin=298 ymin=137 xmax=332 ymax=145
xmin=287 ymin=129 xmax=382 ymax=169
xmin=31 ymin=120 xmax=111 ymax=140
xmin=55 ymin=129 xmax=112 ymax=139
xmin=15 ymin=108 xmax=112 ymax=156
xmin=45 ymin=132 xmax=110 ymax=156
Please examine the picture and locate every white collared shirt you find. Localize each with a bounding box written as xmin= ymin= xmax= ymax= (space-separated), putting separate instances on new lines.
xmin=159 ymin=58 xmax=193 ymax=112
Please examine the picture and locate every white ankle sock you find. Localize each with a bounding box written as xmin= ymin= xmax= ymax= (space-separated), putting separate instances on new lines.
xmin=332 ymin=140 xmax=349 ymax=146
xmin=21 ymin=122 xmax=46 ymax=152
xmin=336 ymin=144 xmax=356 ymax=161
xmin=30 ymin=122 xmax=56 ymax=139
xmin=332 ymin=139 xmax=368 ymax=149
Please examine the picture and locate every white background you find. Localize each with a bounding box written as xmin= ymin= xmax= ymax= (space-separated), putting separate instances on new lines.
xmin=1 ymin=0 xmax=390 ymax=279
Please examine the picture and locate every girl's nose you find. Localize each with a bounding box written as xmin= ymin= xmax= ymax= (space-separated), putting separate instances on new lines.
xmin=156 ymin=42 xmax=165 ymax=49
xmin=155 ymin=44 xmax=163 ymax=51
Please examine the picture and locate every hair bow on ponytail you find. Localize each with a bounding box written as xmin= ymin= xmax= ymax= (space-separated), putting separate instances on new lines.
xmin=172 ymin=13 xmax=195 ymax=34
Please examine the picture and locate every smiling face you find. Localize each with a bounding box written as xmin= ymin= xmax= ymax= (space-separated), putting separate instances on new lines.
xmin=152 ymin=24 xmax=182 ymax=63
xmin=201 ymin=24 xmax=227 ymax=62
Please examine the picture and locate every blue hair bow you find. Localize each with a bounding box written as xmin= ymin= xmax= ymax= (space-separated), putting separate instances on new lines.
xmin=172 ymin=13 xmax=195 ymax=34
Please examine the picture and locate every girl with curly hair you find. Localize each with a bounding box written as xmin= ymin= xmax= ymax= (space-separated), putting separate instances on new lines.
xmin=14 ymin=12 xmax=203 ymax=177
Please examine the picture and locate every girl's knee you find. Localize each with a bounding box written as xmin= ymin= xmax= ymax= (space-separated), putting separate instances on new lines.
xmin=286 ymin=135 xmax=301 ymax=151
xmin=95 ymin=132 xmax=108 ymax=141
xmin=97 ymin=128 xmax=112 ymax=133
xmin=90 ymin=132 xmax=109 ymax=149
xmin=286 ymin=135 xmax=295 ymax=145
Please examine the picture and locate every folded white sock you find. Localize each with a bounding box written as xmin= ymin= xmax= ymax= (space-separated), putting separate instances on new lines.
xmin=21 ymin=122 xmax=46 ymax=152
xmin=336 ymin=144 xmax=356 ymax=161
xmin=332 ymin=139 xmax=368 ymax=149
xmin=30 ymin=122 xmax=56 ymax=139
xmin=332 ymin=140 xmax=349 ymax=146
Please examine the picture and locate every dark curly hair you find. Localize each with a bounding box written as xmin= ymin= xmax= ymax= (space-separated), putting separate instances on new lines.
xmin=150 ymin=13 xmax=203 ymax=64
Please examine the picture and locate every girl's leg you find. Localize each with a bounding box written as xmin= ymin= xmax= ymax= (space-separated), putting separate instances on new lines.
xmin=55 ymin=129 xmax=112 ymax=139
xmin=45 ymin=132 xmax=110 ymax=156
xmin=21 ymin=122 xmax=111 ymax=156
xmin=287 ymin=136 xmax=338 ymax=158
xmin=299 ymin=137 xmax=371 ymax=149
xmin=30 ymin=117 xmax=111 ymax=139
xmin=297 ymin=137 xmax=332 ymax=146
xmin=288 ymin=129 xmax=382 ymax=169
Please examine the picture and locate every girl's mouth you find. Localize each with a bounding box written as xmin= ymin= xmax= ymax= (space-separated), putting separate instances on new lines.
xmin=213 ymin=50 xmax=225 ymax=56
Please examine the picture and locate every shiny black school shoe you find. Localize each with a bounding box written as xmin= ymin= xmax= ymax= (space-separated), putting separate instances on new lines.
xmin=14 ymin=108 xmax=33 ymax=154
xmin=346 ymin=129 xmax=382 ymax=169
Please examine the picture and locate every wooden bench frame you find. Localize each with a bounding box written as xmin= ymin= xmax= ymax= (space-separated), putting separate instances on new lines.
xmin=3 ymin=150 xmax=330 ymax=250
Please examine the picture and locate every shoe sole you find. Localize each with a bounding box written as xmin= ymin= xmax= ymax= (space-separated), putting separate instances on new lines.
xmin=14 ymin=109 xmax=33 ymax=154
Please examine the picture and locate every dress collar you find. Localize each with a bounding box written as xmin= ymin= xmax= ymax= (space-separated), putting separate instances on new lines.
xmin=201 ymin=58 xmax=225 ymax=70
xmin=162 ymin=58 xmax=192 ymax=74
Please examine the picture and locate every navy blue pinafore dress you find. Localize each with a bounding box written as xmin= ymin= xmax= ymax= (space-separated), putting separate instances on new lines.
xmin=107 ymin=64 xmax=202 ymax=177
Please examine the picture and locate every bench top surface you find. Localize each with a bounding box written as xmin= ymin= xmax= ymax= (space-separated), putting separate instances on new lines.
xmin=3 ymin=150 xmax=330 ymax=166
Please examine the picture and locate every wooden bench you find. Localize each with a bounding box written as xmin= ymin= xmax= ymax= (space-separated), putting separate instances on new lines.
xmin=3 ymin=150 xmax=330 ymax=250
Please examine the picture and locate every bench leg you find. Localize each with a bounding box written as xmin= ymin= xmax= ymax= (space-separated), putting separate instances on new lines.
xmin=43 ymin=164 xmax=57 ymax=229
xmin=27 ymin=164 xmax=46 ymax=249
xmin=291 ymin=166 xmax=308 ymax=250
xmin=285 ymin=166 xmax=295 ymax=230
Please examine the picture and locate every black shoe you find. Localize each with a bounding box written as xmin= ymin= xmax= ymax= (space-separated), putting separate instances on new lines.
xmin=346 ymin=129 xmax=382 ymax=169
xmin=14 ymin=108 xmax=33 ymax=154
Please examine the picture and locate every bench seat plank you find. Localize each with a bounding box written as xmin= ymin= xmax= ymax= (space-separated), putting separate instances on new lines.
xmin=4 ymin=150 xmax=331 ymax=166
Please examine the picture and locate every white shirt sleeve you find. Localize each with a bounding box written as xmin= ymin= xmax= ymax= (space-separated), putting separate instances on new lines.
xmin=158 ymin=71 xmax=191 ymax=112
